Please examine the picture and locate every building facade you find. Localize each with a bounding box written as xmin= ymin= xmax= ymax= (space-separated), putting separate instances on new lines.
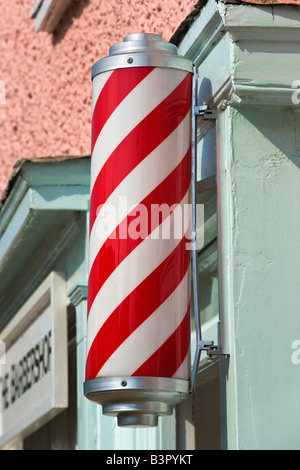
xmin=1 ymin=0 xmax=300 ymax=450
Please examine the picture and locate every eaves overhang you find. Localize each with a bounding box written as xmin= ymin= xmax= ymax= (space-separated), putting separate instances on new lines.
xmin=0 ymin=155 xmax=90 ymax=330
xmin=170 ymin=0 xmax=300 ymax=47
xmin=173 ymin=0 xmax=300 ymax=111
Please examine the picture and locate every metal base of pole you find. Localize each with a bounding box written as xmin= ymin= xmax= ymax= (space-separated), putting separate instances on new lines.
xmin=84 ymin=376 xmax=190 ymax=427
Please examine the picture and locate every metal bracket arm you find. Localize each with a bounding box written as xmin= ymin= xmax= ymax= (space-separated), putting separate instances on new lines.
xmin=198 ymin=340 xmax=223 ymax=357
xmin=190 ymin=66 xmax=225 ymax=394
xmin=194 ymin=104 xmax=217 ymax=120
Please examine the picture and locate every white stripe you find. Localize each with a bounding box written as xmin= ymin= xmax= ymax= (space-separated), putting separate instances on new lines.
xmin=92 ymin=70 xmax=113 ymax=116
xmin=86 ymin=190 xmax=190 ymax=355
xmin=172 ymin=351 xmax=190 ymax=380
xmin=90 ymin=68 xmax=188 ymax=190
xmin=97 ymin=270 xmax=191 ymax=378
xmin=88 ymin=111 xmax=191 ymax=272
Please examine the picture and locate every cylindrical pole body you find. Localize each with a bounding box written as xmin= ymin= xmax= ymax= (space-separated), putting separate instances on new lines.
xmin=84 ymin=34 xmax=193 ymax=426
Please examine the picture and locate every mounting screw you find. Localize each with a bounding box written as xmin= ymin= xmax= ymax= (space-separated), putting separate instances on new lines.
xmin=127 ymin=57 xmax=133 ymax=64
xmin=121 ymin=380 xmax=127 ymax=387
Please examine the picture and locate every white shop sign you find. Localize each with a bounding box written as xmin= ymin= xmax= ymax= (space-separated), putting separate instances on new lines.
xmin=0 ymin=272 xmax=68 ymax=447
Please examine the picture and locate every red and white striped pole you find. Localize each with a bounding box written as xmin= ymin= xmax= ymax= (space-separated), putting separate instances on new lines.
xmin=84 ymin=33 xmax=193 ymax=427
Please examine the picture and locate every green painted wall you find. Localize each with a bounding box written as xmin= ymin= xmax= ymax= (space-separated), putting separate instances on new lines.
xmin=221 ymin=106 xmax=300 ymax=449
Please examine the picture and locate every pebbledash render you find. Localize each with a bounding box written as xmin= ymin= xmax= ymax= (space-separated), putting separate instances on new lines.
xmin=0 ymin=0 xmax=196 ymax=197
xmin=1 ymin=0 xmax=300 ymax=451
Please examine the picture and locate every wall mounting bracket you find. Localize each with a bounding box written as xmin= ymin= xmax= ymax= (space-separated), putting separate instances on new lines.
xmin=198 ymin=340 xmax=223 ymax=356
xmin=194 ymin=104 xmax=218 ymax=120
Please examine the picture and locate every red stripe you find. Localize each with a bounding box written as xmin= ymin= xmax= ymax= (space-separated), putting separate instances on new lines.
xmin=91 ymin=67 xmax=154 ymax=154
xmin=85 ymin=236 xmax=191 ymax=380
xmin=87 ymin=148 xmax=191 ymax=317
xmin=132 ymin=306 xmax=190 ymax=378
xmin=89 ymin=73 xmax=192 ymax=235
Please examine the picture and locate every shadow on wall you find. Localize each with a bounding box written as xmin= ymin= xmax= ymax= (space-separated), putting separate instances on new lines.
xmin=52 ymin=0 xmax=90 ymax=45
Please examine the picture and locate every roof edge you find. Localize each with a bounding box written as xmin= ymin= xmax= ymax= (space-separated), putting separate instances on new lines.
xmin=169 ymin=0 xmax=300 ymax=46
xmin=0 ymin=155 xmax=90 ymax=213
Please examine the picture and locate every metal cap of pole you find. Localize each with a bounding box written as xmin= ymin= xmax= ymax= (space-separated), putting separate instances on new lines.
xmin=91 ymin=33 xmax=193 ymax=79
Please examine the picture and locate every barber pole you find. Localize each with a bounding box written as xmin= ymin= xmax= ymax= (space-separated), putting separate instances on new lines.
xmin=84 ymin=33 xmax=194 ymax=427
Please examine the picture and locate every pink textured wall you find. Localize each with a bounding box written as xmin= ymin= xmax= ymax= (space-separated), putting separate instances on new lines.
xmin=0 ymin=0 xmax=195 ymax=196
